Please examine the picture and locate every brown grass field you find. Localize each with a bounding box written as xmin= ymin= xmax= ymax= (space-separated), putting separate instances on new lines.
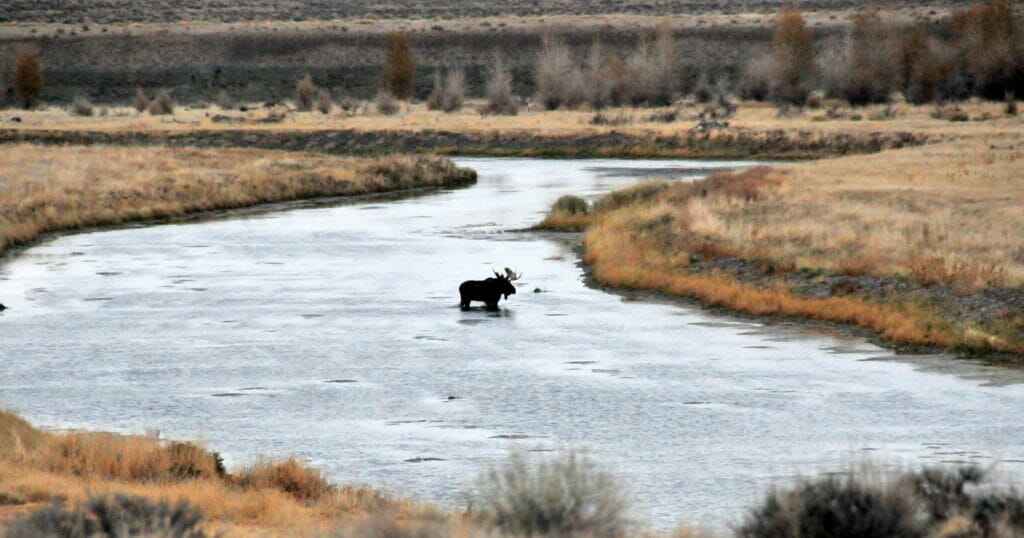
xmin=0 ymin=411 xmax=475 ymax=536
xmin=0 ymin=145 xmax=475 ymax=257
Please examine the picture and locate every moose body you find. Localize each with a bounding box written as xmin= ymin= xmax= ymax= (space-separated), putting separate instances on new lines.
xmin=460 ymin=268 xmax=521 ymax=310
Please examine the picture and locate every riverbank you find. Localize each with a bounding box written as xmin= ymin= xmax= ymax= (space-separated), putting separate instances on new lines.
xmin=0 ymin=144 xmax=476 ymax=258
xmin=538 ymin=137 xmax=1024 ymax=355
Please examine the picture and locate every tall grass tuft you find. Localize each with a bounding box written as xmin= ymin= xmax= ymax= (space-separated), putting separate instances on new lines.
xmin=474 ymin=450 xmax=631 ymax=537
xmin=5 ymin=494 xmax=208 ymax=538
xmin=383 ymin=31 xmax=415 ymax=100
xmin=12 ymin=50 xmax=44 ymax=109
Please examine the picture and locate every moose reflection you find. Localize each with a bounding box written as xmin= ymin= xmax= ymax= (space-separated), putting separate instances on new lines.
xmin=459 ymin=268 xmax=522 ymax=310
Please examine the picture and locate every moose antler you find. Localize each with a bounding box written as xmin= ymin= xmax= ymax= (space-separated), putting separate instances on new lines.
xmin=504 ymin=267 xmax=522 ymax=281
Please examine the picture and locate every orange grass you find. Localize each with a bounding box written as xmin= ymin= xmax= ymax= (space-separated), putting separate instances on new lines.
xmin=0 ymin=144 xmax=474 ymax=256
xmin=0 ymin=411 xmax=445 ymax=535
xmin=576 ymin=167 xmax=1024 ymax=354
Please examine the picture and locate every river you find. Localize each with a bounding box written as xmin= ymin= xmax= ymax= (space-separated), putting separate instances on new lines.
xmin=1 ymin=157 xmax=1022 ymax=529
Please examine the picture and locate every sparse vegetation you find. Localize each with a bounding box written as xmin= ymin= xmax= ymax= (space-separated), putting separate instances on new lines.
xmin=5 ymin=494 xmax=208 ymax=538
xmin=426 ymin=69 xmax=465 ymax=112
xmin=12 ymin=50 xmax=44 ymax=109
xmin=474 ymin=450 xmax=631 ymax=538
xmin=70 ymin=96 xmax=94 ymax=116
xmin=480 ymin=59 xmax=519 ymax=115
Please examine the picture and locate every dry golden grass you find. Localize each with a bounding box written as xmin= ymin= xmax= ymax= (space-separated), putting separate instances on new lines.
xmin=0 ymin=144 xmax=473 ymax=256
xmin=576 ymin=163 xmax=1024 ymax=354
xmin=0 ymin=410 xmax=449 ymax=536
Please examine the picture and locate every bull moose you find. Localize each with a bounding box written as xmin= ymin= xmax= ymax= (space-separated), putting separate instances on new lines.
xmin=460 ymin=268 xmax=522 ymax=310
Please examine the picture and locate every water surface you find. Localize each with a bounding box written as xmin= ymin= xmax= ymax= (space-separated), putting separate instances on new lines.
xmin=1 ymin=158 xmax=1023 ymax=529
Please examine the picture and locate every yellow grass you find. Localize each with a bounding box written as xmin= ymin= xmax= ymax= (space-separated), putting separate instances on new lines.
xmin=0 ymin=144 xmax=473 ymax=256
xmin=576 ymin=161 xmax=1024 ymax=354
xmin=0 ymin=411 xmax=448 ymax=535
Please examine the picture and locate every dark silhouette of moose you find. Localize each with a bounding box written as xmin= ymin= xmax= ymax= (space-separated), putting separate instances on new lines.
xmin=460 ymin=268 xmax=522 ymax=310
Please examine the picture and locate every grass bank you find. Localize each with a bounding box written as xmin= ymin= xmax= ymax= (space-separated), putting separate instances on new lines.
xmin=0 ymin=144 xmax=476 ymax=258
xmin=538 ymin=130 xmax=1024 ymax=356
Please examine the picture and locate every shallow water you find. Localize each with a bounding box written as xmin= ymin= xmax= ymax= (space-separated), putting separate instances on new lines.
xmin=2 ymin=157 xmax=1023 ymax=530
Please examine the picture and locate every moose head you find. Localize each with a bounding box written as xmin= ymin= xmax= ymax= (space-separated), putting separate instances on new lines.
xmin=459 ymin=267 xmax=523 ymax=310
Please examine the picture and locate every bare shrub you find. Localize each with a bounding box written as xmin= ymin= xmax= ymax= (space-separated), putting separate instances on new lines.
xmin=805 ymin=89 xmax=825 ymax=109
xmin=375 ymin=90 xmax=400 ymax=115
xmin=216 ymin=90 xmax=233 ymax=110
xmin=1007 ymin=90 xmax=1018 ymax=116
xmin=474 ymin=450 xmax=631 ymax=537
xmin=535 ymin=36 xmax=585 ymax=110
xmin=624 ymin=26 xmax=678 ymax=106
xmin=147 ymin=89 xmax=174 ymax=115
xmin=480 ymin=60 xmax=519 ymax=115
xmin=295 ymin=73 xmax=317 ymax=111
xmin=427 ymin=69 xmax=465 ymax=112
xmin=771 ymin=10 xmax=814 ymax=104
xmin=842 ymin=8 xmax=904 ymax=105
xmin=316 ymin=89 xmax=333 ymax=114
xmin=740 ymin=54 xmax=776 ymax=101
xmin=133 ymin=87 xmax=150 ymax=112
xmin=4 ymin=493 xmax=207 ymax=538
xmin=12 ymin=50 xmax=44 ymax=109
xmin=382 ymin=31 xmax=415 ymax=100
xmin=951 ymin=0 xmax=1024 ymax=100
xmin=583 ymin=42 xmax=614 ymax=110
xmin=70 ymin=96 xmax=94 ymax=116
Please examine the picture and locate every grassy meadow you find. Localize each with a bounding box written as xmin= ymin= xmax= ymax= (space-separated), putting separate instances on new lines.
xmin=0 ymin=145 xmax=475 ymax=257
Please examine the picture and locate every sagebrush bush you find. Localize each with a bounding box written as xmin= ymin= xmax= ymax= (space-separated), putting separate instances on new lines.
xmin=70 ymin=96 xmax=94 ymax=116
xmin=551 ymin=194 xmax=589 ymax=216
xmin=4 ymin=493 xmax=207 ymax=538
xmin=295 ymin=73 xmax=317 ymax=111
xmin=133 ymin=87 xmax=150 ymax=112
xmin=316 ymin=89 xmax=334 ymax=114
xmin=474 ymin=450 xmax=630 ymax=537
xmin=427 ymin=69 xmax=465 ymax=112
xmin=147 ymin=89 xmax=174 ymax=115
xmin=12 ymin=50 xmax=44 ymax=109
xmin=738 ymin=466 xmax=1024 ymax=538
xmin=383 ymin=31 xmax=415 ymax=100
xmin=375 ymin=90 xmax=400 ymax=115
xmin=480 ymin=60 xmax=519 ymax=115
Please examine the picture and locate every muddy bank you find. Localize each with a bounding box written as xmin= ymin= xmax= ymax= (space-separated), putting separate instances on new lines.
xmin=0 ymin=127 xmax=928 ymax=159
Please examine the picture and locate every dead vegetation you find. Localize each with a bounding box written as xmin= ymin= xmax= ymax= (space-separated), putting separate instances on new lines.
xmin=0 ymin=145 xmax=475 ymax=257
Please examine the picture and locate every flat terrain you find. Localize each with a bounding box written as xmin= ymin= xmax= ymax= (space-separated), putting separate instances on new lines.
xmin=0 ymin=0 xmax=965 ymax=24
